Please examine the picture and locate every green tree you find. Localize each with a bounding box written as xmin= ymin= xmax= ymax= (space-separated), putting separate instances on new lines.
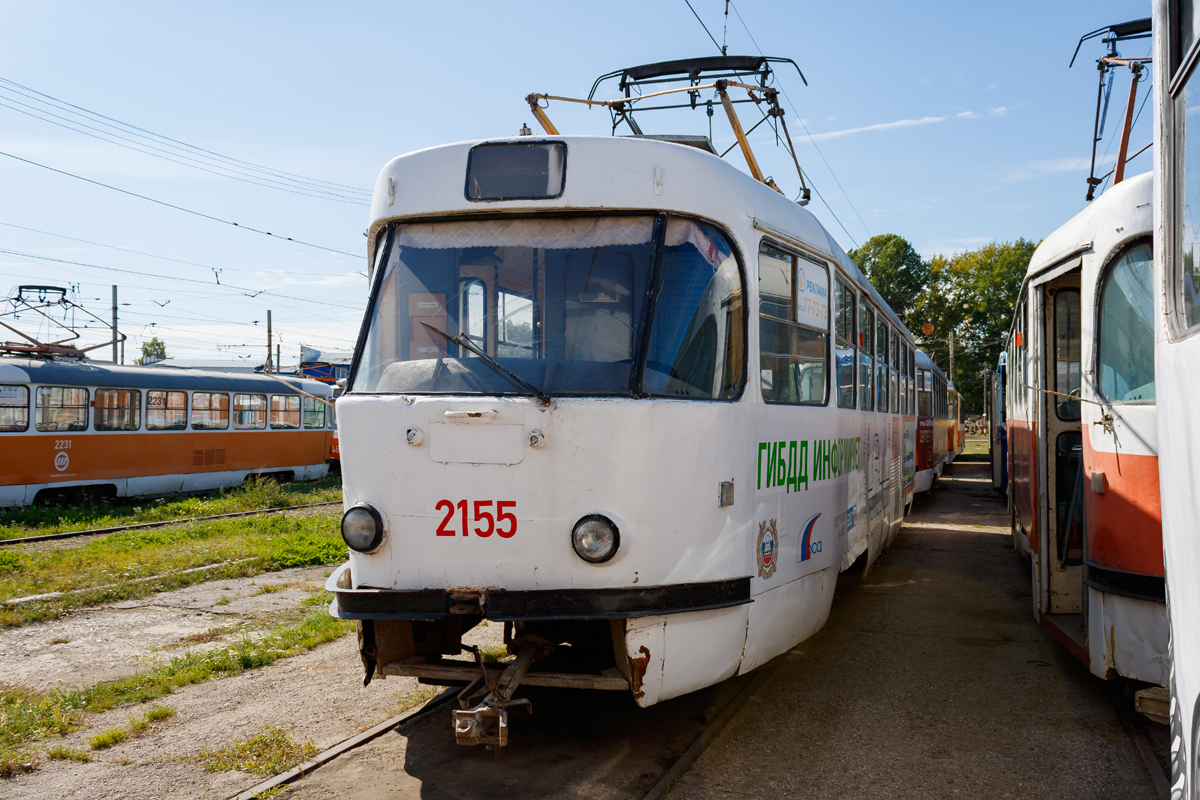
xmin=134 ymin=337 xmax=167 ymax=366
xmin=910 ymin=239 xmax=1037 ymax=412
xmin=848 ymin=234 xmax=930 ymax=327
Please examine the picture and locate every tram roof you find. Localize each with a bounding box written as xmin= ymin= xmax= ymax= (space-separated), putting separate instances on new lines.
xmin=368 ymin=135 xmax=912 ymax=341
xmin=0 ymin=357 xmax=332 ymax=396
xmin=914 ymin=348 xmax=947 ymax=381
xmin=1022 ymin=170 xmax=1152 ymax=284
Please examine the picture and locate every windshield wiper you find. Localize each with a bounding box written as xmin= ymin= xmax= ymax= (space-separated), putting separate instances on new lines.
xmin=420 ymin=321 xmax=552 ymax=406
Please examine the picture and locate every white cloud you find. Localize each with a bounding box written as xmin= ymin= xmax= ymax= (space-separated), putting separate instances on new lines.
xmin=808 ymin=115 xmax=948 ymax=142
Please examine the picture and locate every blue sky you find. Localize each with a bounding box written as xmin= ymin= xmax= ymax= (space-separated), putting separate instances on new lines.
xmin=0 ymin=1 xmax=1153 ymax=362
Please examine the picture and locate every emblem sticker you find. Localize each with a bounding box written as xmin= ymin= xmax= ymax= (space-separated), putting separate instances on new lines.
xmin=54 ymin=451 xmax=69 ymax=472
xmin=798 ymin=513 xmax=822 ymax=562
xmin=756 ymin=518 xmax=778 ymax=578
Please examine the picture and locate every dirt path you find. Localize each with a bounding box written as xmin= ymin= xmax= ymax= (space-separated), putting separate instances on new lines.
xmin=3 ymin=564 xmax=503 ymax=800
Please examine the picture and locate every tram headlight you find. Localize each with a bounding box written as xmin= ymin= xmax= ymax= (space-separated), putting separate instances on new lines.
xmin=571 ymin=515 xmax=619 ymax=564
xmin=341 ymin=504 xmax=385 ymax=553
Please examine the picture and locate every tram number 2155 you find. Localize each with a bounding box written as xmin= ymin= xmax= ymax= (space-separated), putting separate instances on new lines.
xmin=435 ymin=499 xmax=517 ymax=538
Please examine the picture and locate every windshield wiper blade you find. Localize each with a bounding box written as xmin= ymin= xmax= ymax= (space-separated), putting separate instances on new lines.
xmin=420 ymin=321 xmax=552 ymax=406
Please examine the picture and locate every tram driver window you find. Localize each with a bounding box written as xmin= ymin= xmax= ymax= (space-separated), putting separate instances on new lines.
xmin=758 ymin=243 xmax=828 ymax=405
xmin=35 ymin=386 xmax=88 ymax=432
xmin=0 ymin=384 xmax=29 ymax=432
xmin=147 ymin=390 xmax=187 ymax=431
xmin=1053 ymin=289 xmax=1082 ymax=420
xmin=191 ymin=392 xmax=230 ymax=430
xmin=834 ymin=278 xmax=856 ymax=408
xmin=233 ymin=393 xmax=267 ymax=429
xmin=1097 ymin=243 xmax=1155 ymax=401
xmin=94 ymin=388 xmax=141 ymax=431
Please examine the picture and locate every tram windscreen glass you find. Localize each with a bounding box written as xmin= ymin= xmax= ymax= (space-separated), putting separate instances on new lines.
xmin=354 ymin=215 xmax=745 ymax=399
xmin=465 ymin=143 xmax=565 ymax=201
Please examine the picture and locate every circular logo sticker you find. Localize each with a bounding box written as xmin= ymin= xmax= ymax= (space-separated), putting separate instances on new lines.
xmin=54 ymin=451 xmax=69 ymax=472
xmin=756 ymin=518 xmax=778 ymax=579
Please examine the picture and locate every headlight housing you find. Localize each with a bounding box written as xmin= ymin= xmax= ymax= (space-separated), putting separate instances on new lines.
xmin=341 ymin=504 xmax=385 ymax=553
xmin=571 ymin=515 xmax=619 ymax=563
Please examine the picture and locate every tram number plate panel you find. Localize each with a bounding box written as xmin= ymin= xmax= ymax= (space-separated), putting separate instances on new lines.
xmin=435 ymin=499 xmax=517 ymax=538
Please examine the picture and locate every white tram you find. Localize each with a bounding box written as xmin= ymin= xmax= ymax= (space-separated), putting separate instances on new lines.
xmin=1154 ymin=1 xmax=1200 ymax=794
xmin=328 ymin=57 xmax=921 ymax=747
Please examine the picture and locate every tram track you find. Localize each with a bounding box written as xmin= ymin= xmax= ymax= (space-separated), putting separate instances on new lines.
xmin=0 ymin=500 xmax=342 ymax=547
xmin=224 ymin=662 xmax=778 ymax=800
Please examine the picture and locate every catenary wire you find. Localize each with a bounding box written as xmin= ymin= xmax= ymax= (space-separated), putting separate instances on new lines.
xmin=0 ymin=76 xmax=371 ymax=199
xmin=0 ymin=150 xmax=361 ymax=258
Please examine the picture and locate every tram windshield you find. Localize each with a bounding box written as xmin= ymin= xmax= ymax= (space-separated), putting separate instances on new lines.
xmin=352 ymin=215 xmax=745 ymax=399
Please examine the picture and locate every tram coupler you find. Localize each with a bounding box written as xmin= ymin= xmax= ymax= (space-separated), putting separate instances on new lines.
xmin=453 ymin=639 xmax=549 ymax=752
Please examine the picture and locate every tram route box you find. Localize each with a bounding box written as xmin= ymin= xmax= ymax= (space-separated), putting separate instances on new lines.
xmin=408 ymin=293 xmax=447 ymax=360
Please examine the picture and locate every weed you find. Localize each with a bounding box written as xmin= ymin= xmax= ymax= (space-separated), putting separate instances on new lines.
xmin=215 ymin=598 xmax=232 ymax=607
xmin=0 ymin=552 xmax=20 ymax=573
xmin=479 ymin=645 xmax=510 ymax=665
xmin=255 ymin=584 xmax=286 ymax=595
xmin=0 ymin=746 xmax=38 ymax=778
xmin=394 ymin=687 xmax=439 ymax=714
xmin=49 ymin=637 xmax=70 ymax=645
xmin=46 ymin=745 xmax=90 ymax=762
xmin=89 ymin=727 xmax=127 ymax=750
xmin=128 ymin=705 xmax=173 ymax=735
xmin=177 ymin=629 xmax=228 ymax=646
xmin=191 ymin=726 xmax=317 ymax=775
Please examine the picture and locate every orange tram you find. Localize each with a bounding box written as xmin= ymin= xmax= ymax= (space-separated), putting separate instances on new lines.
xmin=0 ymin=357 xmax=335 ymax=507
xmin=912 ymin=348 xmax=964 ymax=495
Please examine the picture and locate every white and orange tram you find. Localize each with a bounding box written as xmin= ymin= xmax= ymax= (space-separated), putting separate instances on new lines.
xmin=1154 ymin=0 xmax=1200 ymax=793
xmin=1004 ymin=169 xmax=1165 ymax=685
xmin=912 ymin=349 xmax=962 ymax=494
xmin=0 ymin=358 xmax=335 ymax=507
xmin=327 ymin=56 xmax=926 ymax=747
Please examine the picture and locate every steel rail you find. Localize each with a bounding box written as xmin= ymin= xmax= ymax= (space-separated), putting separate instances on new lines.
xmin=0 ymin=500 xmax=342 ymax=546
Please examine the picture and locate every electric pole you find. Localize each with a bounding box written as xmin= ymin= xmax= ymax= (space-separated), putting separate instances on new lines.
xmin=111 ymin=285 xmax=118 ymax=364
xmin=949 ymin=330 xmax=954 ymax=383
xmin=266 ymin=310 xmax=273 ymax=373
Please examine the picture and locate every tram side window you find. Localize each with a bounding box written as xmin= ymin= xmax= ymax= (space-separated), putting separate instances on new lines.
xmin=902 ymin=344 xmax=911 ymax=415
xmin=859 ymin=299 xmax=874 ymax=411
xmin=302 ymin=396 xmax=326 ymax=429
xmin=834 ymin=278 xmax=856 ymax=408
xmin=1053 ymin=289 xmax=1082 ymax=420
xmin=270 ymin=395 xmax=301 ymax=429
xmin=1097 ymin=243 xmax=1155 ymax=401
xmin=0 ymin=384 xmax=29 ymax=432
xmin=147 ymin=390 xmax=187 ymax=431
xmin=1175 ymin=26 xmax=1200 ymax=330
xmin=875 ymin=318 xmax=888 ymax=412
xmin=758 ymin=243 xmax=829 ymax=405
xmin=191 ymin=392 xmax=230 ymax=430
xmin=918 ymin=369 xmax=932 ymax=417
xmin=94 ymin=389 xmax=141 ymax=431
xmin=233 ymin=393 xmax=267 ymax=429
xmin=35 ymin=386 xmax=88 ymax=432
xmin=889 ymin=331 xmax=899 ymax=414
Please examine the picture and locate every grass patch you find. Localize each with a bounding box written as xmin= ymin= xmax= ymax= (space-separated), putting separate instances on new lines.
xmin=46 ymin=745 xmax=90 ymax=762
xmin=89 ymin=727 xmax=127 ymax=750
xmin=0 ymin=476 xmax=342 ymax=541
xmin=173 ymin=628 xmax=230 ymax=648
xmin=191 ymin=726 xmax=317 ymax=775
xmin=0 ymin=513 xmax=347 ymax=628
xmin=479 ymin=645 xmax=510 ymax=665
xmin=254 ymin=584 xmax=286 ymax=595
xmin=394 ymin=687 xmax=439 ymax=714
xmin=0 ymin=683 xmax=77 ymax=776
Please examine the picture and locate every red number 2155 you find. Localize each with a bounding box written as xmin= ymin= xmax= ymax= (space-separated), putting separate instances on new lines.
xmin=435 ymin=500 xmax=517 ymax=538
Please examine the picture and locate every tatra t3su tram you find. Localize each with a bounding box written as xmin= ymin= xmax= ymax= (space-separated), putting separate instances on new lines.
xmin=328 ymin=57 xmax=919 ymax=748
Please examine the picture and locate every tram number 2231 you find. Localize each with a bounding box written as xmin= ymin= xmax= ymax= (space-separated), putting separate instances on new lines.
xmin=435 ymin=500 xmax=517 ymax=538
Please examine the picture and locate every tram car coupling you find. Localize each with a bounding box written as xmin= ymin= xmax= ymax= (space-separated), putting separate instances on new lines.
xmin=329 ymin=56 xmax=923 ymax=749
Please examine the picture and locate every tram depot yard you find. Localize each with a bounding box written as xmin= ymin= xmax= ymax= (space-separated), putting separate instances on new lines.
xmin=0 ymin=458 xmax=1169 ymax=799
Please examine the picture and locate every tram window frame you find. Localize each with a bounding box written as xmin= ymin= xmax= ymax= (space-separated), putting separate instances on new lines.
xmin=233 ymin=393 xmax=268 ymax=430
xmin=834 ymin=276 xmax=857 ymax=409
xmin=1169 ymin=5 xmax=1200 ymax=336
xmin=0 ymin=384 xmax=29 ymax=432
xmin=270 ymin=395 xmax=301 ymax=429
xmin=859 ymin=298 xmax=874 ymax=411
xmin=1095 ymin=240 xmax=1156 ymax=403
xmin=191 ymin=391 xmax=230 ymax=430
xmin=94 ymin=388 xmax=142 ymax=431
xmin=757 ymin=241 xmax=830 ymax=406
xmin=1053 ymin=288 xmax=1083 ymax=421
xmin=889 ymin=331 xmax=900 ymax=414
xmin=917 ymin=369 xmax=932 ymax=417
xmin=303 ymin=396 xmax=326 ymax=429
xmin=147 ymin=390 xmax=187 ymax=431
xmin=875 ymin=317 xmax=888 ymax=412
xmin=35 ymin=386 xmax=88 ymax=432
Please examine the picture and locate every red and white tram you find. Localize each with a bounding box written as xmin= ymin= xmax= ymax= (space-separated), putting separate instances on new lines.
xmin=912 ymin=349 xmax=962 ymax=494
xmin=0 ymin=358 xmax=335 ymax=506
xmin=1004 ymin=170 xmax=1165 ymax=685
xmin=1154 ymin=0 xmax=1200 ymax=793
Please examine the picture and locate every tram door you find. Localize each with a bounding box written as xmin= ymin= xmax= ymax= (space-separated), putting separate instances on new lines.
xmin=1042 ymin=274 xmax=1085 ymax=615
